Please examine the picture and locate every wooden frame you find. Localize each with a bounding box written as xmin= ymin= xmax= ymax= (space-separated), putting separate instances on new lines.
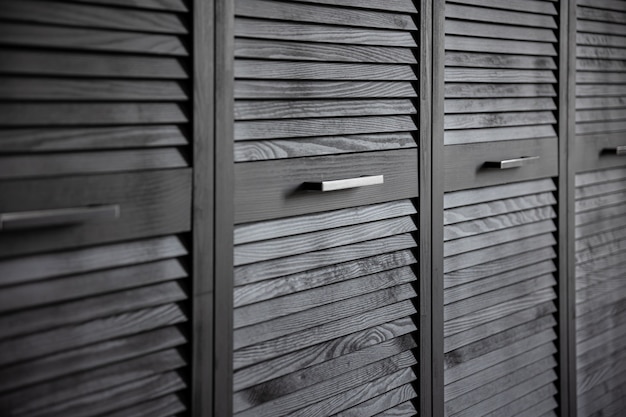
xmin=430 ymin=0 xmax=447 ymax=416
xmin=212 ymin=0 xmax=235 ymax=415
xmin=564 ymin=0 xmax=578 ymax=414
xmin=557 ymin=0 xmax=574 ymax=415
xmin=419 ymin=0 xmax=434 ymax=415
xmin=192 ymin=0 xmax=216 ymax=415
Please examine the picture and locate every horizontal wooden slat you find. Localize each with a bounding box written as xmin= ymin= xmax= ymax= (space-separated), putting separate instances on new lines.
xmin=444 ymin=342 xmax=556 ymax=400
xmin=445 ymin=111 xmax=556 ymax=130
xmin=445 ymin=261 xmax=556 ymax=305
xmin=577 ymin=0 xmax=626 ymax=12
xmin=0 ymin=149 xmax=188 ymax=179
xmin=235 ymin=60 xmax=416 ymax=80
xmin=0 ymin=349 xmax=185 ymax=415
xmin=235 ymin=132 xmax=418 ymax=161
xmin=450 ymin=0 xmax=557 ymax=14
xmin=445 ymin=301 xmax=556 ymax=352
xmin=445 ymin=206 xmax=556 ymax=240
xmin=235 ymin=80 xmax=417 ymax=99
xmin=445 ymin=97 xmax=556 ymax=114
xmin=444 ymin=287 xmax=556 ymax=337
xmin=446 ymin=20 xmax=557 ymax=42
xmin=444 ymin=247 xmax=556 ymax=289
xmin=282 ymin=0 xmax=418 ymax=13
xmin=0 ymin=126 xmax=188 ymax=152
xmin=0 ymin=0 xmax=188 ymax=34
xmin=0 ymin=78 xmax=187 ymax=101
xmin=234 ymin=38 xmax=417 ymax=62
xmin=0 ymin=103 xmax=188 ymax=126
xmin=0 ymin=300 xmax=186 ymax=366
xmin=234 ymin=249 xmax=416 ymax=308
xmin=0 ymin=236 xmax=185 ymax=287
xmin=446 ymin=52 xmax=557 ymax=69
xmin=68 ymin=0 xmax=188 ymax=12
xmin=445 ymin=83 xmax=557 ymax=98
xmin=234 ymin=335 xmax=416 ymax=412
xmin=234 ymin=234 xmax=417 ymax=285
xmin=233 ymin=316 xmax=416 ymax=391
xmin=446 ymin=69 xmax=556 ymax=83
xmin=235 ymin=115 xmax=417 ymax=140
xmin=445 ymin=125 xmax=557 ymax=145
xmin=282 ymin=365 xmax=417 ymax=417
xmin=0 ymin=325 xmax=185 ymax=393
xmin=446 ymin=4 xmax=557 ymax=28
xmin=234 ymin=99 xmax=417 ymax=120
xmin=446 ymin=35 xmax=557 ymax=55
xmin=0 ymin=258 xmax=186 ymax=316
xmin=445 ymin=356 xmax=557 ymax=416
xmin=0 ymin=50 xmax=188 ymax=79
xmin=236 ymin=0 xmax=417 ymax=30
xmin=234 ymin=283 xmax=416 ymax=349
xmin=235 ymin=350 xmax=416 ymax=417
xmin=0 ymin=23 xmax=188 ymax=55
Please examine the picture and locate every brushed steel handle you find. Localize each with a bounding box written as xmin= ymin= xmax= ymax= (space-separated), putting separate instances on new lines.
xmin=485 ymin=156 xmax=540 ymax=169
xmin=602 ymin=146 xmax=626 ymax=156
xmin=0 ymin=205 xmax=120 ymax=231
xmin=303 ymin=175 xmax=384 ymax=192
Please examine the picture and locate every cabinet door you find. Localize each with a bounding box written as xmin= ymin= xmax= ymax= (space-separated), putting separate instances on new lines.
xmin=443 ymin=179 xmax=560 ymax=417
xmin=0 ymin=1 xmax=193 ymax=415
xmin=575 ymin=169 xmax=626 ymax=416
xmin=233 ymin=1 xmax=421 ymax=415
xmin=574 ymin=1 xmax=626 ymax=415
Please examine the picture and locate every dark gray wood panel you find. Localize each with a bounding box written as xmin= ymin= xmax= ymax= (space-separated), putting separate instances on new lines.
xmin=443 ymin=178 xmax=559 ymax=416
xmin=232 ymin=200 xmax=419 ymax=416
xmin=235 ymin=149 xmax=418 ymax=223
xmin=575 ymin=166 xmax=626 ymax=416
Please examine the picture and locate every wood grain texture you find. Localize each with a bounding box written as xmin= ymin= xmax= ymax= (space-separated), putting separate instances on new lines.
xmin=0 ymin=170 xmax=191 ymax=258
xmin=235 ymin=0 xmax=417 ymax=30
xmin=234 ymin=38 xmax=417 ymax=63
xmin=0 ymin=49 xmax=188 ymax=79
xmin=235 ymin=149 xmax=418 ymax=223
xmin=0 ymin=0 xmax=188 ymax=34
xmin=0 ymin=126 xmax=188 ymax=152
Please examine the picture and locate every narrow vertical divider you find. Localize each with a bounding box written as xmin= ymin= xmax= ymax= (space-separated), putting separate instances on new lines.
xmin=192 ymin=0 xmax=216 ymax=415
xmin=557 ymin=0 xmax=573 ymax=416
xmin=431 ymin=0 xmax=447 ymax=416
xmin=420 ymin=0 xmax=434 ymax=416
xmin=214 ymin=0 xmax=235 ymax=415
xmin=565 ymin=0 xmax=579 ymax=415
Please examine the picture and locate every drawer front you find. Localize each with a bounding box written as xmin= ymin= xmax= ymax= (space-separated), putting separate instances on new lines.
xmin=0 ymin=169 xmax=191 ymax=258
xmin=235 ymin=149 xmax=418 ymax=223
xmin=444 ymin=138 xmax=558 ymax=192
xmin=574 ymin=133 xmax=626 ymax=173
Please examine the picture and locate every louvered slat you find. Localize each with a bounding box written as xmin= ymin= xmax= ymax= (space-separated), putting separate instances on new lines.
xmin=233 ymin=0 xmax=419 ymax=161
xmin=444 ymin=0 xmax=559 ymax=145
xmin=233 ymin=200 xmax=419 ymax=416
xmin=0 ymin=236 xmax=189 ymax=416
xmin=443 ymin=179 xmax=559 ymax=417
xmin=575 ymin=167 xmax=626 ymax=416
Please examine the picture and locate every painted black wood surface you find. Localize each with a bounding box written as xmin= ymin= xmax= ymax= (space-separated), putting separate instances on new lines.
xmin=0 ymin=1 xmax=193 ymax=415
xmin=443 ymin=179 xmax=560 ymax=417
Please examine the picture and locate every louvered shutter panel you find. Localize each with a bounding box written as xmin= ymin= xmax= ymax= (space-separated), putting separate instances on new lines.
xmin=575 ymin=167 xmax=626 ymax=416
xmin=233 ymin=1 xmax=421 ymax=416
xmin=0 ymin=1 xmax=192 ymax=415
xmin=443 ymin=179 xmax=559 ymax=417
xmin=444 ymin=0 xmax=559 ymax=147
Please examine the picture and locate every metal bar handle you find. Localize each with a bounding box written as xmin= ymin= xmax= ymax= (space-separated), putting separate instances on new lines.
xmin=485 ymin=156 xmax=540 ymax=170
xmin=303 ymin=175 xmax=384 ymax=192
xmin=0 ymin=204 xmax=120 ymax=231
xmin=602 ymin=146 xmax=626 ymax=156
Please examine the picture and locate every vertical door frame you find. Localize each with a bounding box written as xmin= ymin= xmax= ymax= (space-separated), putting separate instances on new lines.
xmin=563 ymin=0 xmax=578 ymax=414
xmin=557 ymin=0 xmax=573 ymax=415
xmin=430 ymin=0 xmax=447 ymax=416
xmin=192 ymin=0 xmax=216 ymax=414
xmin=419 ymin=0 xmax=434 ymax=415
